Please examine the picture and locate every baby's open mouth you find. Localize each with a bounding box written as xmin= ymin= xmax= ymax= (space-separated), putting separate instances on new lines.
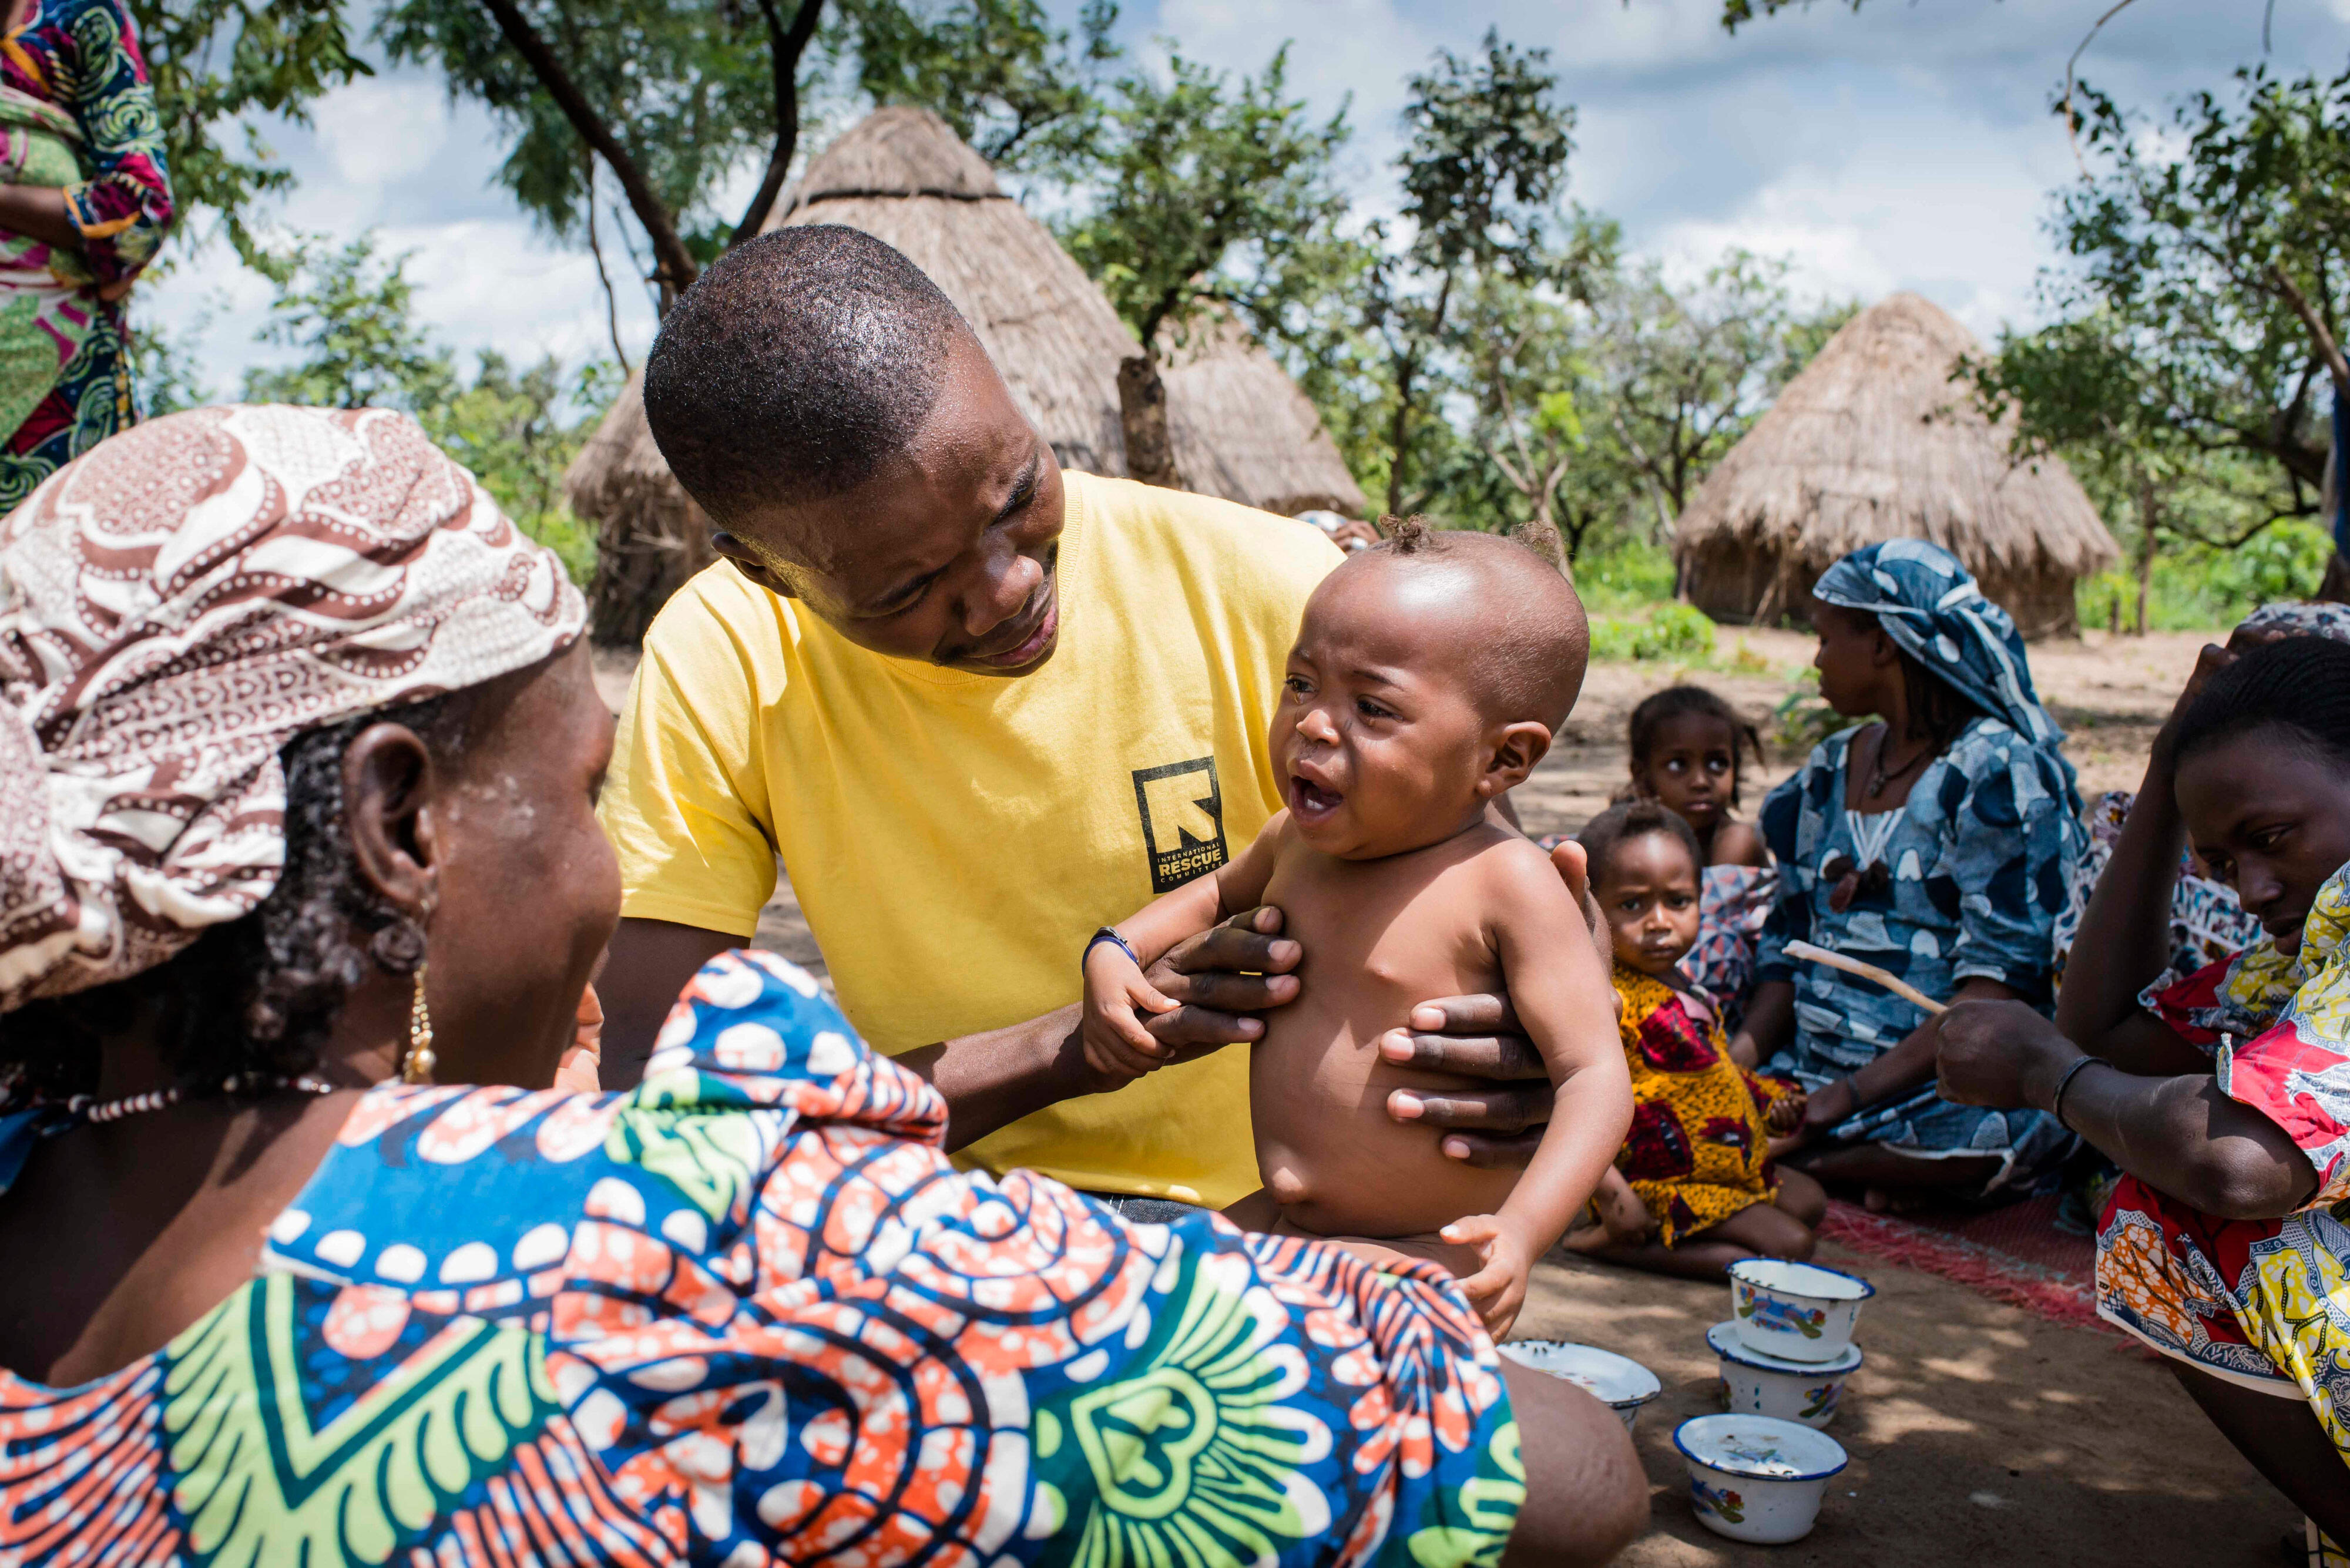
xmin=1290 ymin=775 xmax=1343 ymax=821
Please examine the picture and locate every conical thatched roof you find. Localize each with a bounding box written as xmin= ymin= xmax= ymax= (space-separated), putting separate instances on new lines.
xmin=566 ymin=106 xmax=1362 ymax=639
xmin=1672 ymin=292 xmax=2117 ymax=638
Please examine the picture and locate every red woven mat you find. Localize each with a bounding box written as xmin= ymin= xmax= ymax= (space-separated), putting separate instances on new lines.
xmin=1818 ymin=1193 xmax=2102 ymax=1327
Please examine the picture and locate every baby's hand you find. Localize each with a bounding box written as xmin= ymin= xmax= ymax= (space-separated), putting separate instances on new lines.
xmin=1766 ymin=1091 xmax=1807 ymax=1136
xmin=1439 ymin=1214 xmax=1535 ymax=1339
xmin=1081 ymin=938 xmax=1182 ymax=1081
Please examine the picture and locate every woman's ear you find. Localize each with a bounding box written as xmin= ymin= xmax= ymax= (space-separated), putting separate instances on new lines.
xmin=1869 ymin=624 xmax=1901 ymax=669
xmin=1480 ymin=721 xmax=1555 ymax=797
xmin=342 ymin=722 xmax=442 ymax=917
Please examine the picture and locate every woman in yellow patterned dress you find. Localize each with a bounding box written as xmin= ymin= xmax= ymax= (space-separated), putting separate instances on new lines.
xmin=1564 ymin=800 xmax=1827 ymax=1280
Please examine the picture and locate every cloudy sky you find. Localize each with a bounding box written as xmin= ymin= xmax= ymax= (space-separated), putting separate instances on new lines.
xmin=145 ymin=0 xmax=2350 ymax=395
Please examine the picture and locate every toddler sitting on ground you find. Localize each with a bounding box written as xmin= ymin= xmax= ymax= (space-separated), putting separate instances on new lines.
xmin=1565 ymin=799 xmax=1826 ymax=1280
xmin=1081 ymin=520 xmax=1631 ymax=1337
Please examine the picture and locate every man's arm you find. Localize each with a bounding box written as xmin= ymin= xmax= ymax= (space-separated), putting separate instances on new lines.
xmin=599 ymin=909 xmax=1303 ymax=1148
xmin=600 ymin=918 xmax=739 ymax=1086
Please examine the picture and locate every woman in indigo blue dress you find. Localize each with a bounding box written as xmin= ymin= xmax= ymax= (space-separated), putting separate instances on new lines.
xmin=1728 ymin=540 xmax=2084 ymax=1203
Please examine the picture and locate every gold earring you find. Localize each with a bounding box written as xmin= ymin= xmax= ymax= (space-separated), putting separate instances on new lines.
xmin=403 ymin=961 xmax=437 ymax=1085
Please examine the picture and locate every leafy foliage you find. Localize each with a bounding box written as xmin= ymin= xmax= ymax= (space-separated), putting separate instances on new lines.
xmin=840 ymin=0 xmax=1116 ymax=169
xmin=127 ymin=0 xmax=370 ymax=264
xmin=1588 ymin=601 xmax=1718 ymax=663
xmin=1057 ymin=45 xmax=1350 ymax=353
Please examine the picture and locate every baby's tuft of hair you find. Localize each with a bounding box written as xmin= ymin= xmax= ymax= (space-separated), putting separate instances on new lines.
xmin=1576 ymin=798 xmax=1702 ymax=885
xmin=1352 ymin=520 xmax=1590 ymax=731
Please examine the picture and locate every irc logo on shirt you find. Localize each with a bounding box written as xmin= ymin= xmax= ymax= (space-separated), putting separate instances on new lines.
xmin=1133 ymin=757 xmax=1227 ymax=892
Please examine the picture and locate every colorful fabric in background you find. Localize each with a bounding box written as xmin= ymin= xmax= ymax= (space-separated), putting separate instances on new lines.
xmin=0 ymin=405 xmax=585 ymax=1012
xmin=2097 ymin=862 xmax=2350 ymax=1464
xmin=1755 ymin=720 xmax=2082 ymax=1194
xmin=1677 ymin=862 xmax=1775 ymax=1030
xmin=2052 ymin=790 xmax=2263 ymax=1012
xmin=0 ymin=950 xmax=1526 ymax=1564
xmin=0 ymin=0 xmax=171 ymax=509
xmin=1611 ymin=962 xmax=1785 ymax=1247
xmin=1811 ymin=538 xmax=2082 ymax=818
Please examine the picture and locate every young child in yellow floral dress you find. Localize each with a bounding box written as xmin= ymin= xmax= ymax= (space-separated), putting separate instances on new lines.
xmin=1565 ymin=800 xmax=1828 ymax=1280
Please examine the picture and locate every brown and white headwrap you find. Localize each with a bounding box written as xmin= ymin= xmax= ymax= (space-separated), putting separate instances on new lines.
xmin=0 ymin=404 xmax=587 ymax=1012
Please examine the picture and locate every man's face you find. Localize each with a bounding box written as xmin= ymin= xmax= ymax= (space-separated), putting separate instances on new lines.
xmin=710 ymin=335 xmax=1068 ymax=676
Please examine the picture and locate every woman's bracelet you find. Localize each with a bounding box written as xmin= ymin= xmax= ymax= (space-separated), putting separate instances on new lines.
xmin=2050 ymin=1055 xmax=2106 ymax=1132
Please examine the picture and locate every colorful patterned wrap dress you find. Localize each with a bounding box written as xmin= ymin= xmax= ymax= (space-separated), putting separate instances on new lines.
xmin=1611 ymin=962 xmax=1785 ymax=1247
xmin=2096 ymin=862 xmax=2350 ymax=1466
xmin=0 ymin=951 xmax=1526 ymax=1566
xmin=1676 ymin=862 xmax=1775 ymax=1031
xmin=0 ymin=0 xmax=170 ymax=509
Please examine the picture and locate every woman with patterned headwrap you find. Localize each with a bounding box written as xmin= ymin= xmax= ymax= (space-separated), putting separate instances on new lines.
xmin=0 ymin=0 xmax=170 ymax=508
xmin=0 ymin=407 xmax=1641 ymax=1567
xmin=1728 ymin=540 xmax=2087 ymax=1203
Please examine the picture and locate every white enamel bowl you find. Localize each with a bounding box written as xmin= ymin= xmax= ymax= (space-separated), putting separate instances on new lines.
xmin=1727 ymin=1258 xmax=1874 ymax=1364
xmin=1706 ymin=1319 xmax=1862 ymax=1428
xmin=1673 ymin=1413 xmax=1849 ymax=1544
xmin=1496 ymin=1341 xmax=1663 ymax=1431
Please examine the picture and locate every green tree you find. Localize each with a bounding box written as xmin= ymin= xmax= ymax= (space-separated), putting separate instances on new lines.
xmin=241 ymin=234 xmax=454 ymax=410
xmin=1963 ymin=65 xmax=2350 ymax=616
xmin=1365 ymin=31 xmax=1604 ymax=516
xmin=382 ymin=0 xmax=1118 ymax=303
xmin=1591 ymin=251 xmax=1853 ymax=538
xmin=1057 ymin=44 xmax=1351 ymax=485
xmin=126 ymin=1 xmax=371 ymax=265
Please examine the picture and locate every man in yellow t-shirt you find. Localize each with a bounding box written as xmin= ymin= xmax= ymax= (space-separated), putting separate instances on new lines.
xmin=596 ymin=225 xmax=1560 ymax=1211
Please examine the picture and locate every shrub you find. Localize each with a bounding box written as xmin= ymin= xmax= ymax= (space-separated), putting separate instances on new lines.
xmin=1587 ymin=602 xmax=1718 ymax=663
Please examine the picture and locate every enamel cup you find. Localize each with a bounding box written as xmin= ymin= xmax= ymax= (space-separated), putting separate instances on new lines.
xmin=1707 ymin=1319 xmax=1862 ymax=1428
xmin=1727 ymin=1258 xmax=1874 ymax=1364
xmin=1673 ymin=1413 xmax=1849 ymax=1544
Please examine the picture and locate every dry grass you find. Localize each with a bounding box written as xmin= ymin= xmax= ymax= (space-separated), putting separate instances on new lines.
xmin=1674 ymin=294 xmax=2120 ymax=640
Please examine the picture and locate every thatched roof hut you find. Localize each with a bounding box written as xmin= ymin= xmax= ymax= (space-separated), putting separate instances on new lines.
xmin=566 ymin=106 xmax=1363 ymax=642
xmin=1671 ymin=291 xmax=2118 ymax=640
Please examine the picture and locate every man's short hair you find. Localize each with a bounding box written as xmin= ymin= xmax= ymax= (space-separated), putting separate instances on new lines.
xmin=643 ymin=226 xmax=973 ymax=522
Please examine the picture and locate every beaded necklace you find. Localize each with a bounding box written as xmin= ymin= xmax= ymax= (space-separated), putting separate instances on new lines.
xmin=65 ymin=1072 xmax=339 ymax=1124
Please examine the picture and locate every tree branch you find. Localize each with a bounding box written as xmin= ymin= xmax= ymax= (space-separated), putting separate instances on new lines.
xmin=584 ymin=152 xmax=631 ymax=374
xmin=2267 ymin=261 xmax=2350 ymax=399
xmin=476 ymin=0 xmax=699 ymax=291
xmin=731 ymin=0 xmax=827 ymax=245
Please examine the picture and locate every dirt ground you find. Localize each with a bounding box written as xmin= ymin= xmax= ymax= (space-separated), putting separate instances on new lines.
xmin=596 ymin=626 xmax=2309 ymax=1562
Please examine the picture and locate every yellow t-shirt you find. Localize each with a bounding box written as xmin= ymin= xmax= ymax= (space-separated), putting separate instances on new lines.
xmin=600 ymin=470 xmax=1344 ymax=1205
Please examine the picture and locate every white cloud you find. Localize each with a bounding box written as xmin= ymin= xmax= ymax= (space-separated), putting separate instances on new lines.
xmin=313 ymin=78 xmax=450 ymax=188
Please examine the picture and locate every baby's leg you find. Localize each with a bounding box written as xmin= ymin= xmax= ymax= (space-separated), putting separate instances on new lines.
xmin=1499 ymin=1359 xmax=1649 ymax=1566
xmin=1221 ymin=1189 xmax=1280 ymax=1231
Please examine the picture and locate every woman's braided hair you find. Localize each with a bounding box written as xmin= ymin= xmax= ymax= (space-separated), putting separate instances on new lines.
xmin=2172 ymin=635 xmax=2350 ymax=771
xmin=1627 ymin=684 xmax=1765 ymax=807
xmin=1 ymin=694 xmax=465 ymax=1103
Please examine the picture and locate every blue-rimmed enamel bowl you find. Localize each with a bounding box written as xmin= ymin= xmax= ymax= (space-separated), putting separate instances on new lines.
xmin=1706 ymin=1319 xmax=1862 ymax=1428
xmin=1728 ymin=1258 xmax=1874 ymax=1364
xmin=1495 ymin=1341 xmax=1662 ymax=1430
xmin=1674 ymin=1413 xmax=1850 ymax=1543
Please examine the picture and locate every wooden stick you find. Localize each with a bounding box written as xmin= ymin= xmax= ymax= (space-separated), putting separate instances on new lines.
xmin=1784 ymin=941 xmax=1947 ymax=1016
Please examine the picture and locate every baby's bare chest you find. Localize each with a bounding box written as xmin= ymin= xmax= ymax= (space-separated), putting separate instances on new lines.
xmin=1262 ymin=847 xmax=1504 ymax=1036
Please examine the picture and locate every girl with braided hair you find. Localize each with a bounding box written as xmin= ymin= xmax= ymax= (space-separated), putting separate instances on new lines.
xmin=1935 ymin=633 xmax=2350 ymax=1546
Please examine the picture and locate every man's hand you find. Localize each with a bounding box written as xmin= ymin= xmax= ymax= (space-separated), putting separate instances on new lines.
xmin=1372 ymin=839 xmax=1607 ymax=1167
xmin=1137 ymin=905 xmax=1303 ymax=1050
xmin=1378 ymin=994 xmax=1553 ymax=1166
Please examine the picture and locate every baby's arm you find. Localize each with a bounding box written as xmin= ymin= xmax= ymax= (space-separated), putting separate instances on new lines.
xmin=1080 ymin=814 xmax=1290 ymax=1079
xmin=1443 ymin=844 xmax=1634 ymax=1330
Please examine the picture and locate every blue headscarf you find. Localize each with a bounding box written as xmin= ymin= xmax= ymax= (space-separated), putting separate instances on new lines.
xmin=1812 ymin=539 xmax=2080 ymax=812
